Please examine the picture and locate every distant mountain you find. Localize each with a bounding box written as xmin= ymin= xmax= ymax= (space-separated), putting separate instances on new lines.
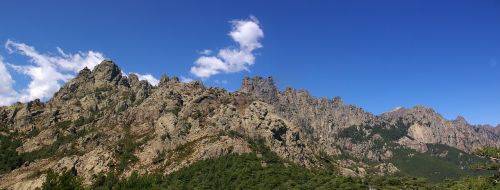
xmin=0 ymin=60 xmax=498 ymax=189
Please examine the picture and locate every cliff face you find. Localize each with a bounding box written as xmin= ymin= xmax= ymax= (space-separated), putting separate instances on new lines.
xmin=0 ymin=61 xmax=498 ymax=189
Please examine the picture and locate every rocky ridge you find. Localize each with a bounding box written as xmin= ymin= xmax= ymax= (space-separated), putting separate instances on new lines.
xmin=0 ymin=60 xmax=498 ymax=189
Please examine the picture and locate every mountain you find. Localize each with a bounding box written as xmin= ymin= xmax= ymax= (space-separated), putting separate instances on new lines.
xmin=0 ymin=60 xmax=498 ymax=189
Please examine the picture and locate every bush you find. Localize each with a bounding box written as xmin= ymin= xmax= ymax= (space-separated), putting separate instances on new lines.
xmin=55 ymin=120 xmax=72 ymax=129
xmin=74 ymin=115 xmax=95 ymax=127
xmin=42 ymin=169 xmax=84 ymax=190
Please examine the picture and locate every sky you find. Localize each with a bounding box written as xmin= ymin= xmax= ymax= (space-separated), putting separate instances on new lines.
xmin=0 ymin=0 xmax=499 ymax=125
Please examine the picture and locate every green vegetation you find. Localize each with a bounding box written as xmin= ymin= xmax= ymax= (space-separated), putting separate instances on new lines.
xmin=55 ymin=120 xmax=72 ymax=129
xmin=0 ymin=130 xmax=23 ymax=174
xmin=471 ymin=162 xmax=500 ymax=171
xmin=428 ymin=144 xmax=491 ymax=169
xmin=33 ymin=138 xmax=500 ymax=189
xmin=390 ymin=145 xmax=494 ymax=182
xmin=337 ymin=125 xmax=367 ymax=143
xmin=152 ymin=150 xmax=166 ymax=165
xmin=3 ymin=120 xmax=500 ymax=189
xmin=166 ymin=106 xmax=181 ymax=117
xmin=42 ymin=149 xmax=500 ymax=189
xmin=27 ymin=127 xmax=41 ymax=138
xmin=115 ymin=133 xmax=140 ymax=173
xmin=474 ymin=146 xmax=500 ymax=159
xmin=85 ymin=147 xmax=434 ymax=189
xmin=337 ymin=119 xmax=411 ymax=144
xmin=444 ymin=175 xmax=500 ymax=189
xmin=74 ymin=115 xmax=96 ymax=127
xmin=42 ymin=169 xmax=84 ymax=190
xmin=0 ymin=118 xmax=92 ymax=175
xmin=391 ymin=147 xmax=469 ymax=181
xmin=370 ymin=119 xmax=410 ymax=142
xmin=22 ymin=126 xmax=88 ymax=163
xmin=217 ymin=130 xmax=244 ymax=139
xmin=469 ymin=146 xmax=500 ymax=174
xmin=172 ymin=143 xmax=194 ymax=162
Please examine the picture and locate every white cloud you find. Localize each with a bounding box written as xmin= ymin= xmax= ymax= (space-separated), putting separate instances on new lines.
xmin=5 ymin=40 xmax=105 ymax=73
xmin=130 ymin=72 xmax=160 ymax=86
xmin=0 ymin=40 xmax=105 ymax=105
xmin=190 ymin=16 xmax=264 ymax=79
xmin=0 ymin=40 xmax=162 ymax=106
xmin=199 ymin=49 xmax=212 ymax=55
xmin=229 ymin=16 xmax=264 ymax=51
xmin=0 ymin=56 xmax=15 ymax=94
xmin=0 ymin=56 xmax=19 ymax=105
xmin=180 ymin=76 xmax=194 ymax=83
xmin=214 ymin=79 xmax=228 ymax=84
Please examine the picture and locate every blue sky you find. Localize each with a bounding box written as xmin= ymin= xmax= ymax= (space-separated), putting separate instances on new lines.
xmin=0 ymin=0 xmax=499 ymax=125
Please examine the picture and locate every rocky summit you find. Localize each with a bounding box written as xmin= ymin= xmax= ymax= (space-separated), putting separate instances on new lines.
xmin=0 ymin=60 xmax=499 ymax=189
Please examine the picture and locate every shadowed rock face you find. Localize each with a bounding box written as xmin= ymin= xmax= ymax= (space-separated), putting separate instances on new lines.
xmin=0 ymin=60 xmax=499 ymax=189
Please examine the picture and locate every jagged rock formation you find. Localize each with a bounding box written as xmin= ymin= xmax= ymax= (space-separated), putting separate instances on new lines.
xmin=0 ymin=61 xmax=499 ymax=189
xmin=381 ymin=107 xmax=500 ymax=152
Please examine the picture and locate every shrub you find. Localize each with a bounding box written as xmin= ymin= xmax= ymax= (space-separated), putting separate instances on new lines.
xmin=42 ymin=169 xmax=84 ymax=190
xmin=0 ymin=132 xmax=23 ymax=174
xmin=55 ymin=120 xmax=72 ymax=129
xmin=115 ymin=134 xmax=139 ymax=172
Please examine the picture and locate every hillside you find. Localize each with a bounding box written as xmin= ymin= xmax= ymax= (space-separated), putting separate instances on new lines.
xmin=0 ymin=60 xmax=499 ymax=189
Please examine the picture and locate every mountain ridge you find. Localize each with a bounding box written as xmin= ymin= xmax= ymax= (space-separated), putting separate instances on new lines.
xmin=0 ymin=60 xmax=498 ymax=189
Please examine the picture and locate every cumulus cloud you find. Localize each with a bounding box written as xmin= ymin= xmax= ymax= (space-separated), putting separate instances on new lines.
xmin=130 ymin=72 xmax=160 ymax=86
xmin=0 ymin=40 xmax=105 ymax=105
xmin=190 ymin=16 xmax=264 ymax=79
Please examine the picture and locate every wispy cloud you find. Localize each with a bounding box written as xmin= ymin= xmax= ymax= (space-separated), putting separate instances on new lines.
xmin=190 ymin=16 xmax=264 ymax=79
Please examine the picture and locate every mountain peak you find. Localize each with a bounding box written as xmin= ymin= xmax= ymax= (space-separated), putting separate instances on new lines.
xmin=454 ymin=115 xmax=467 ymax=123
xmin=92 ymin=60 xmax=122 ymax=83
xmin=158 ymin=74 xmax=170 ymax=87
xmin=332 ymin=96 xmax=344 ymax=107
xmin=389 ymin=106 xmax=405 ymax=113
xmin=240 ymin=76 xmax=276 ymax=91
